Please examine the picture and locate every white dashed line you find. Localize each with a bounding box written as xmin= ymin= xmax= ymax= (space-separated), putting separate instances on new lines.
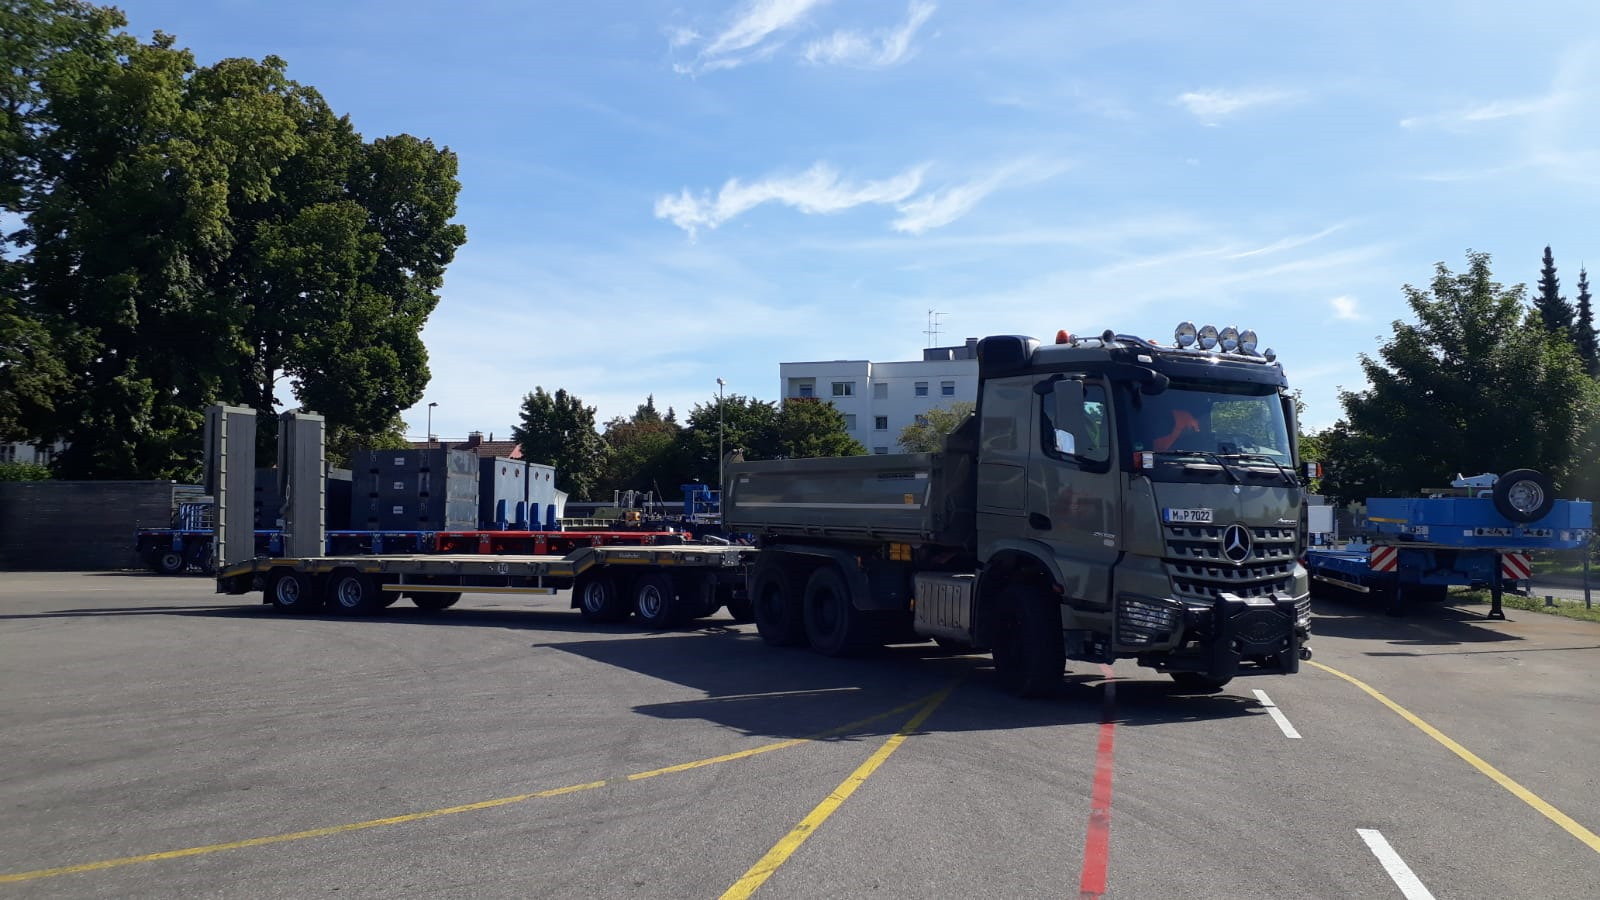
xmin=1357 ymin=828 xmax=1436 ymax=900
xmin=1252 ymin=689 xmax=1301 ymax=739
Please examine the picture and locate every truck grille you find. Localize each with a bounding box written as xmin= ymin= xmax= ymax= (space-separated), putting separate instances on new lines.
xmin=1164 ymin=524 xmax=1297 ymax=601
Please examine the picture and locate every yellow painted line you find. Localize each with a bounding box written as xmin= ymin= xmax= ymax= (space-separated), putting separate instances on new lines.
xmin=720 ymin=676 xmax=963 ymax=899
xmin=0 ymin=692 xmax=940 ymax=885
xmin=1310 ymin=660 xmax=1600 ymax=855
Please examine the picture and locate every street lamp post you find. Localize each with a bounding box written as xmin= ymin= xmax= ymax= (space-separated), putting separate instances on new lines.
xmin=716 ymin=378 xmax=725 ymax=500
xmin=426 ymin=402 xmax=438 ymax=447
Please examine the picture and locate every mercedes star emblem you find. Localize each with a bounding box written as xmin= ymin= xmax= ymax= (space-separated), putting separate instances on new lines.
xmin=1221 ymin=524 xmax=1253 ymax=564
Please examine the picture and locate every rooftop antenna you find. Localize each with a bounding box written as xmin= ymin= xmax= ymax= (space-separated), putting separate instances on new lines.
xmin=924 ymin=309 xmax=945 ymax=348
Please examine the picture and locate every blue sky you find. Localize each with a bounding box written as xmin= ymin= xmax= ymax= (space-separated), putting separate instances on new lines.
xmin=119 ymin=0 xmax=1600 ymax=438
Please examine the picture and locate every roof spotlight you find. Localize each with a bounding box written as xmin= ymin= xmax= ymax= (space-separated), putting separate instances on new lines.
xmin=1219 ymin=326 xmax=1240 ymax=352
xmin=1239 ymin=329 xmax=1258 ymax=354
xmin=1263 ymin=347 xmax=1277 ymax=362
xmin=1174 ymin=321 xmax=1198 ymax=348
xmin=1197 ymin=324 xmax=1219 ymax=351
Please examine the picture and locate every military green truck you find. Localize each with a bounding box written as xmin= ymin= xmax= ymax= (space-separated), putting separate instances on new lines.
xmin=724 ymin=324 xmax=1314 ymax=696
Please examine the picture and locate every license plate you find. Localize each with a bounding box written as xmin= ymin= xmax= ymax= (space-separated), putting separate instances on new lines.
xmin=1163 ymin=508 xmax=1214 ymax=524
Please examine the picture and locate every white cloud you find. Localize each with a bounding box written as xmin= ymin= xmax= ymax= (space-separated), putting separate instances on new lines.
xmin=1330 ymin=295 xmax=1361 ymax=320
xmin=675 ymin=0 xmax=831 ymax=74
xmin=1400 ymin=93 xmax=1573 ymax=130
xmin=665 ymin=26 xmax=700 ymax=49
xmin=804 ymin=1 xmax=935 ymax=68
xmin=1175 ymin=88 xmax=1300 ymax=123
xmin=655 ymin=162 xmax=928 ymax=237
xmin=890 ymin=160 xmax=1069 ymax=235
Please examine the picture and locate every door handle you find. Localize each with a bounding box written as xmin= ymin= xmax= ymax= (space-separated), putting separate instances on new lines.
xmin=1029 ymin=513 xmax=1052 ymax=530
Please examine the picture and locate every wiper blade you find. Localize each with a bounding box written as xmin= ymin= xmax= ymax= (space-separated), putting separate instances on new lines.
xmin=1218 ymin=452 xmax=1298 ymax=485
xmin=1151 ymin=449 xmax=1241 ymax=484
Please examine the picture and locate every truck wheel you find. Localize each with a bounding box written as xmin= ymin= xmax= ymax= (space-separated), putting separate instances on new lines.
xmin=267 ymin=570 xmax=321 ymax=612
xmin=803 ymin=565 xmax=861 ymax=657
xmin=1493 ymin=469 xmax=1555 ymax=523
xmin=412 ymin=592 xmax=461 ymax=611
xmin=751 ymin=564 xmax=806 ymax=647
xmin=725 ymin=593 xmax=755 ymax=623
xmin=326 ymin=569 xmax=383 ymax=615
xmin=633 ymin=572 xmax=678 ymax=629
xmin=576 ymin=573 xmax=628 ymax=623
xmin=990 ymin=584 xmax=1064 ymax=698
xmin=1169 ymin=672 xmax=1232 ymax=691
xmin=154 ymin=551 xmax=186 ymax=575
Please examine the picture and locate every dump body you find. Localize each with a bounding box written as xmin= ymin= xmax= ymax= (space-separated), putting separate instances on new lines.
xmin=723 ymin=450 xmax=974 ymax=548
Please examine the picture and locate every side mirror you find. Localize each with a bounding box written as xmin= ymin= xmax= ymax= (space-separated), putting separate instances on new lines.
xmin=1140 ymin=371 xmax=1170 ymax=395
xmin=1303 ymin=461 xmax=1323 ymax=479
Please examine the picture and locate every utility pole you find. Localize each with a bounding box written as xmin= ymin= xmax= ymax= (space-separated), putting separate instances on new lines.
xmin=716 ymin=378 xmax=726 ymax=499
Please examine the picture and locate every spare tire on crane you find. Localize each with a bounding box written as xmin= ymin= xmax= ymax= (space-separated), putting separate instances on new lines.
xmin=1492 ymin=469 xmax=1555 ymax=523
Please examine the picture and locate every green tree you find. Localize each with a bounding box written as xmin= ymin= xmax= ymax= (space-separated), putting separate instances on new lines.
xmin=772 ymin=397 xmax=866 ymax=458
xmin=1574 ymin=267 xmax=1598 ymax=377
xmin=897 ymin=401 xmax=975 ymax=452
xmin=0 ymin=460 xmax=52 ymax=481
xmin=1536 ymin=245 xmax=1574 ymax=337
xmin=675 ymin=394 xmax=781 ymax=485
xmin=6 ymin=7 xmax=465 ymax=479
xmin=511 ymin=387 xmax=606 ymax=500
xmin=596 ymin=396 xmax=687 ymax=499
xmin=1319 ymin=251 xmax=1599 ymax=504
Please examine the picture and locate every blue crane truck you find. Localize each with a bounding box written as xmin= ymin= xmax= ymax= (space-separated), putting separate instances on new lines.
xmin=1302 ymin=469 xmax=1592 ymax=617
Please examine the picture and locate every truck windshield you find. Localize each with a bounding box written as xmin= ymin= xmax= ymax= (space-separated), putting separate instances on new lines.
xmin=1131 ymin=382 xmax=1292 ymax=464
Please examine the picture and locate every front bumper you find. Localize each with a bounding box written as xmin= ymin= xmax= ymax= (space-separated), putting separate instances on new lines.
xmin=1122 ymin=591 xmax=1309 ymax=679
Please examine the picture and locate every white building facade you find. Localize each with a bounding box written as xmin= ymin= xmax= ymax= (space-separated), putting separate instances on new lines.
xmin=779 ymin=339 xmax=980 ymax=454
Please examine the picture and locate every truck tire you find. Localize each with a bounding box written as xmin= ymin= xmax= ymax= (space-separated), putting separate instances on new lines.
xmin=725 ymin=593 xmax=755 ymax=624
xmin=576 ymin=573 xmax=629 ymax=623
xmin=412 ymin=591 xmax=461 ymax=611
xmin=1169 ymin=672 xmax=1232 ymax=691
xmin=990 ymin=584 xmax=1064 ymax=698
xmin=153 ymin=551 xmax=186 ymax=576
xmin=751 ymin=564 xmax=806 ymax=647
xmin=633 ymin=572 xmax=678 ymax=629
xmin=326 ymin=569 xmax=383 ymax=615
xmin=802 ymin=565 xmax=862 ymax=657
xmin=1493 ymin=469 xmax=1555 ymax=523
xmin=267 ymin=569 xmax=321 ymax=612
xmin=674 ymin=573 xmax=720 ymax=622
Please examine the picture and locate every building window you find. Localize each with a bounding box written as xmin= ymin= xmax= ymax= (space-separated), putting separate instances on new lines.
xmin=798 ymin=383 xmax=814 ymax=398
xmin=832 ymin=382 xmax=854 ymax=397
xmin=915 ymin=414 xmax=929 ymax=426
xmin=874 ymin=416 xmax=888 ymax=431
xmin=941 ymin=380 xmax=955 ymax=396
xmin=0 ymin=445 xmax=14 ymax=464
xmin=914 ymin=381 xmax=928 ymax=397
xmin=873 ymin=382 xmax=888 ymax=400
xmin=874 ymin=446 xmax=889 ymax=455
xmin=843 ymin=414 xmax=856 ymax=430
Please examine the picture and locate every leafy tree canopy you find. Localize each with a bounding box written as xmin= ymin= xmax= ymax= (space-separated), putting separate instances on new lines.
xmin=897 ymin=401 xmax=975 ymax=452
xmin=512 ymin=387 xmax=606 ymax=500
xmin=1319 ymin=251 xmax=1599 ymax=504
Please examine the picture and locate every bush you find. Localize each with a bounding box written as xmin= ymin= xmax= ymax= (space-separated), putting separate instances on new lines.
xmin=0 ymin=461 xmax=51 ymax=481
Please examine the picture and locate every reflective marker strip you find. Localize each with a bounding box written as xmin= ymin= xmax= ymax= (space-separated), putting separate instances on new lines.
xmin=1369 ymin=545 xmax=1398 ymax=572
xmin=1500 ymin=552 xmax=1532 ymax=581
xmin=1357 ymin=829 xmax=1436 ymax=900
xmin=1252 ymin=689 xmax=1302 ymax=739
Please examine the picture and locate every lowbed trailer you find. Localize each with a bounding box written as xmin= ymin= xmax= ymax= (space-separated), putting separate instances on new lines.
xmin=215 ymin=543 xmax=757 ymax=627
xmin=1303 ymin=470 xmax=1592 ymax=617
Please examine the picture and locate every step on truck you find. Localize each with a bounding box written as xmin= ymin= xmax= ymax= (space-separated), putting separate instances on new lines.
xmin=724 ymin=324 xmax=1316 ymax=695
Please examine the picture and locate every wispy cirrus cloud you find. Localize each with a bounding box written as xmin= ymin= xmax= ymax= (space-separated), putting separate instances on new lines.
xmin=655 ymin=162 xmax=928 ymax=238
xmin=803 ymin=1 xmax=935 ymax=68
xmin=1175 ymin=88 xmax=1302 ymax=124
xmin=1399 ymin=92 xmax=1573 ymax=130
xmin=673 ymin=0 xmax=831 ymax=74
xmin=1329 ymin=295 xmax=1362 ymax=320
xmin=891 ymin=160 xmax=1070 ymax=235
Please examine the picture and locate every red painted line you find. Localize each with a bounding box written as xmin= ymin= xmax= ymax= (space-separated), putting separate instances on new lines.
xmin=1079 ymin=663 xmax=1118 ymax=900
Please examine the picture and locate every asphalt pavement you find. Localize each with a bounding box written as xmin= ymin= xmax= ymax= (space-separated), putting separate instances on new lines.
xmin=1 ymin=572 xmax=1597 ymax=898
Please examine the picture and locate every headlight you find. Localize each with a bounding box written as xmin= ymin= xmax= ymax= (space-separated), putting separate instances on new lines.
xmin=1117 ymin=593 xmax=1181 ymax=646
xmin=1294 ymin=595 xmax=1311 ymax=630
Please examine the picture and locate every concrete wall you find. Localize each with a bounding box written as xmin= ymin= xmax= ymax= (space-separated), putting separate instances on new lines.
xmin=0 ymin=481 xmax=181 ymax=571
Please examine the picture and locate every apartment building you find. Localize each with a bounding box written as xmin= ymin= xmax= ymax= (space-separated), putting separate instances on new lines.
xmin=779 ymin=339 xmax=980 ymax=454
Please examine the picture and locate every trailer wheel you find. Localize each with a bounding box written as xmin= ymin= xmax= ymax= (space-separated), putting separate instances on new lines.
xmin=1493 ymin=469 xmax=1555 ymax=523
xmin=267 ymin=569 xmax=321 ymax=612
xmin=802 ymin=565 xmax=861 ymax=657
xmin=412 ymin=592 xmax=461 ymax=611
xmin=751 ymin=563 xmax=806 ymax=647
xmin=1169 ymin=671 xmax=1232 ymax=691
xmin=633 ymin=572 xmax=679 ymax=629
xmin=326 ymin=569 xmax=383 ymax=615
xmin=990 ymin=583 xmax=1064 ymax=698
xmin=674 ymin=572 xmax=720 ymax=622
xmin=576 ymin=573 xmax=628 ymax=623
xmin=153 ymin=551 xmax=186 ymax=576
xmin=724 ymin=592 xmax=755 ymax=624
